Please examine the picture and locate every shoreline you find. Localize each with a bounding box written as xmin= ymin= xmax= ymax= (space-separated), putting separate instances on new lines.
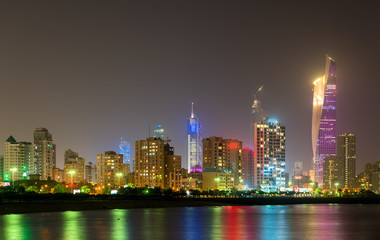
xmin=1 ymin=197 xmax=380 ymax=215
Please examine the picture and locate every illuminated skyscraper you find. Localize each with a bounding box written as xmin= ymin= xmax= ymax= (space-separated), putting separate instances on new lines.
xmin=312 ymin=56 xmax=337 ymax=185
xmin=252 ymin=86 xmax=268 ymax=149
xmin=119 ymin=138 xmax=131 ymax=167
xmin=153 ymin=125 xmax=165 ymax=139
xmin=187 ymin=103 xmax=202 ymax=173
xmin=253 ymin=120 xmax=286 ymax=191
xmin=337 ymin=133 xmax=356 ymax=188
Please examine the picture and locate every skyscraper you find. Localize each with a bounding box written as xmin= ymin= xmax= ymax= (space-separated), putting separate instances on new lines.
xmin=153 ymin=125 xmax=165 ymax=139
xmin=252 ymin=85 xmax=268 ymax=149
xmin=85 ymin=162 xmax=97 ymax=183
xmin=253 ymin=120 xmax=286 ymax=191
xmin=187 ymin=103 xmax=202 ymax=173
xmin=312 ymin=56 xmax=337 ymax=185
xmin=33 ymin=128 xmax=56 ymax=180
xmin=337 ymin=133 xmax=356 ymax=188
xmin=323 ymin=156 xmax=343 ymax=189
xmin=119 ymin=138 xmax=131 ymax=167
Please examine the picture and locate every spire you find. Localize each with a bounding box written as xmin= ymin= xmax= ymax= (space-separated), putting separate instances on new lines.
xmin=191 ymin=102 xmax=194 ymax=118
xmin=6 ymin=135 xmax=16 ymax=143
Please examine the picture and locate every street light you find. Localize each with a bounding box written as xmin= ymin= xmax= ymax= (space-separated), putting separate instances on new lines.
xmin=69 ymin=171 xmax=75 ymax=193
xmin=10 ymin=168 xmax=17 ymax=189
xmin=116 ymin=173 xmax=123 ymax=188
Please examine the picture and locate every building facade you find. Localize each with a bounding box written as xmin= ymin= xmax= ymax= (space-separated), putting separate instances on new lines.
xmin=52 ymin=167 xmax=64 ymax=182
xmin=242 ymin=148 xmax=254 ymax=188
xmin=187 ymin=103 xmax=202 ymax=173
xmin=63 ymin=149 xmax=85 ymax=183
xmin=253 ymin=120 xmax=286 ymax=191
xmin=119 ymin=138 xmax=131 ymax=168
xmin=33 ymin=128 xmax=56 ymax=180
xmin=337 ymin=133 xmax=356 ymax=188
xmin=3 ymin=136 xmax=33 ymax=181
xmin=97 ymin=151 xmax=123 ymax=187
xmin=312 ymin=56 xmax=337 ymax=185
xmin=323 ymin=156 xmax=343 ymax=189
xmin=202 ymin=137 xmax=243 ymax=187
xmin=84 ymin=162 xmax=97 ymax=183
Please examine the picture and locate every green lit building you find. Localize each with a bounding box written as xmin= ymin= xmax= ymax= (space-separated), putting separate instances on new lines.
xmin=3 ymin=136 xmax=34 ymax=181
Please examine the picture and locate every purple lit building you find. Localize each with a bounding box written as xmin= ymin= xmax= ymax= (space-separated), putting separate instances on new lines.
xmin=312 ymin=56 xmax=337 ymax=185
xmin=187 ymin=103 xmax=202 ymax=173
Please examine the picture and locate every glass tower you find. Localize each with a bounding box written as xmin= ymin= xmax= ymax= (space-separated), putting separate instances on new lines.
xmin=119 ymin=138 xmax=131 ymax=166
xmin=187 ymin=103 xmax=202 ymax=173
xmin=312 ymin=56 xmax=337 ymax=185
xmin=153 ymin=125 xmax=165 ymax=139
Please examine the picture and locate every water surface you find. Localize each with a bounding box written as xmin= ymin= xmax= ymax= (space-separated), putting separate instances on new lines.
xmin=1 ymin=204 xmax=379 ymax=240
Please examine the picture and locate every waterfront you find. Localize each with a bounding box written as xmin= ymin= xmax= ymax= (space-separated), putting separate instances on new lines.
xmin=1 ymin=204 xmax=380 ymax=240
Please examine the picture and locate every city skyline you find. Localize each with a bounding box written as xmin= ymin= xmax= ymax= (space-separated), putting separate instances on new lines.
xmin=0 ymin=1 xmax=379 ymax=175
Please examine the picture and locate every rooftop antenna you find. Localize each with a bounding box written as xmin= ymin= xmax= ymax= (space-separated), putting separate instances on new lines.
xmin=253 ymin=85 xmax=264 ymax=100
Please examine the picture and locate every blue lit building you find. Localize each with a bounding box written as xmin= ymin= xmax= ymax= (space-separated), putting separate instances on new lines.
xmin=119 ymin=138 xmax=131 ymax=168
xmin=187 ymin=103 xmax=202 ymax=173
xmin=153 ymin=125 xmax=165 ymax=139
xmin=253 ymin=119 xmax=286 ymax=191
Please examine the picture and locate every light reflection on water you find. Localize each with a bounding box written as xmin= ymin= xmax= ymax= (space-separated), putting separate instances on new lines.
xmin=1 ymin=204 xmax=380 ymax=240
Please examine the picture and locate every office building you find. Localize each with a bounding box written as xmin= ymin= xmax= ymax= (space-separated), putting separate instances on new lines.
xmin=119 ymin=138 xmax=131 ymax=167
xmin=312 ymin=56 xmax=337 ymax=185
xmin=97 ymin=151 xmax=123 ymax=187
xmin=33 ymin=128 xmax=56 ymax=180
xmin=0 ymin=155 xmax=3 ymax=182
xmin=202 ymin=137 xmax=243 ymax=187
xmin=254 ymin=120 xmax=286 ymax=191
xmin=164 ymin=144 xmax=182 ymax=190
xmin=187 ymin=103 xmax=202 ymax=172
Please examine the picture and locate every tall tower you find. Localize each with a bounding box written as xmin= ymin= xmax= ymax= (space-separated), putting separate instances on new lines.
xmin=337 ymin=133 xmax=356 ymax=188
xmin=187 ymin=103 xmax=202 ymax=173
xmin=33 ymin=128 xmax=56 ymax=180
xmin=119 ymin=138 xmax=131 ymax=167
xmin=252 ymin=86 xmax=268 ymax=149
xmin=312 ymin=56 xmax=337 ymax=185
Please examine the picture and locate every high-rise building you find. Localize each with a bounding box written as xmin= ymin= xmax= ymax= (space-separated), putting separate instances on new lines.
xmin=134 ymin=137 xmax=182 ymax=190
xmin=153 ymin=125 xmax=165 ymax=139
xmin=187 ymin=103 xmax=202 ymax=173
xmin=3 ymin=136 xmax=34 ymax=181
xmin=202 ymin=137 xmax=243 ymax=187
xmin=337 ymin=133 xmax=356 ymax=188
xmin=312 ymin=56 xmax=337 ymax=185
xmin=323 ymin=156 xmax=344 ymax=189
xmin=97 ymin=151 xmax=124 ymax=187
xmin=251 ymin=85 xmax=268 ymax=149
xmin=33 ymin=128 xmax=56 ymax=180
xmin=84 ymin=162 xmax=97 ymax=183
xmin=119 ymin=138 xmax=131 ymax=167
xmin=242 ymin=148 xmax=254 ymax=188
xmin=254 ymin=120 xmax=286 ymax=191
xmin=63 ymin=149 xmax=85 ymax=183
xmin=135 ymin=137 xmax=165 ymax=188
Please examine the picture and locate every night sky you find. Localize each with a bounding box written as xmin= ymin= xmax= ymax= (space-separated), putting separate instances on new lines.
xmin=1 ymin=1 xmax=379 ymax=174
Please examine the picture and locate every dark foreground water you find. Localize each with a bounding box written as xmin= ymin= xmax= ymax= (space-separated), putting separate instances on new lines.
xmin=1 ymin=204 xmax=380 ymax=240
